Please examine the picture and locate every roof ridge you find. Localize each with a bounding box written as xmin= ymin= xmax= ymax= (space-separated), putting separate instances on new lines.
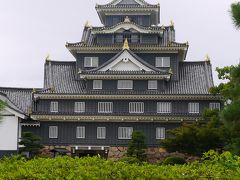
xmin=45 ymin=60 xmax=76 ymax=64
xmin=0 ymin=87 xmax=35 ymax=91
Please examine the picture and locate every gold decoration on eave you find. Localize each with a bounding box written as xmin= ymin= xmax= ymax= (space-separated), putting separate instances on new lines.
xmin=170 ymin=20 xmax=174 ymax=27
xmin=205 ymin=54 xmax=210 ymax=62
xmin=123 ymin=38 xmax=130 ymax=50
xmin=45 ymin=54 xmax=50 ymax=61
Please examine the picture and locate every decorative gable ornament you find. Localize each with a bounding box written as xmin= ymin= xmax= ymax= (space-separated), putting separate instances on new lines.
xmin=98 ymin=50 xmax=153 ymax=72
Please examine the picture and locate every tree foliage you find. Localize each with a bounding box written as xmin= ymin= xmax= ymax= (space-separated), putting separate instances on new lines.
xmin=0 ymin=100 xmax=6 ymax=120
xmin=161 ymin=109 xmax=228 ymax=156
xmin=210 ymin=64 xmax=240 ymax=155
xmin=0 ymin=100 xmax=6 ymax=111
xmin=230 ymin=2 xmax=240 ymax=29
xmin=19 ymin=132 xmax=43 ymax=158
xmin=127 ymin=131 xmax=147 ymax=161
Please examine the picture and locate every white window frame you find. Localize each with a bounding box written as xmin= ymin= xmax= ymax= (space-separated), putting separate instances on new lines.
xmin=84 ymin=57 xmax=99 ymax=67
xmin=156 ymin=127 xmax=165 ymax=140
xmin=49 ymin=126 xmax=58 ymax=139
xmin=209 ymin=103 xmax=221 ymax=111
xmin=188 ymin=103 xmax=200 ymax=114
xmin=97 ymin=127 xmax=106 ymax=139
xmin=157 ymin=102 xmax=172 ymax=113
xmin=50 ymin=101 xmax=58 ymax=113
xmin=148 ymin=80 xmax=158 ymax=90
xmin=129 ymin=102 xmax=144 ymax=114
xmin=98 ymin=102 xmax=113 ymax=113
xmin=76 ymin=126 xmax=85 ymax=139
xmin=93 ymin=80 xmax=102 ymax=90
xmin=74 ymin=102 xmax=85 ymax=113
xmin=117 ymin=80 xmax=133 ymax=90
xmin=118 ymin=127 xmax=133 ymax=140
xmin=155 ymin=57 xmax=170 ymax=67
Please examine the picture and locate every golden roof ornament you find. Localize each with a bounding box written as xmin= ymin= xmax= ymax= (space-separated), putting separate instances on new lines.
xmin=45 ymin=54 xmax=51 ymax=61
xmin=205 ymin=54 xmax=210 ymax=62
xmin=122 ymin=38 xmax=130 ymax=50
xmin=168 ymin=68 xmax=173 ymax=75
xmin=124 ymin=16 xmax=131 ymax=23
xmin=170 ymin=20 xmax=174 ymax=27
xmin=85 ymin=21 xmax=92 ymax=28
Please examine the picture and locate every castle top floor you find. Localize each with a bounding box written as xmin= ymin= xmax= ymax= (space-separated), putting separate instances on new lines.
xmin=96 ymin=0 xmax=160 ymax=26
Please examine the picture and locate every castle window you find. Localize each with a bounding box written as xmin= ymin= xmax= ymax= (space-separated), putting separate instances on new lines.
xmin=209 ymin=103 xmax=221 ymax=111
xmin=156 ymin=127 xmax=165 ymax=139
xmin=84 ymin=57 xmax=99 ymax=67
xmin=98 ymin=102 xmax=113 ymax=113
xmin=156 ymin=57 xmax=170 ymax=67
xmin=157 ymin=102 xmax=172 ymax=113
xmin=131 ymin=34 xmax=139 ymax=43
xmin=50 ymin=102 xmax=58 ymax=113
xmin=188 ymin=103 xmax=200 ymax=114
xmin=148 ymin=80 xmax=158 ymax=90
xmin=129 ymin=102 xmax=144 ymax=113
xmin=116 ymin=34 xmax=123 ymax=43
xmin=49 ymin=126 xmax=58 ymax=139
xmin=118 ymin=127 xmax=133 ymax=139
xmin=118 ymin=80 xmax=133 ymax=89
xmin=74 ymin=102 xmax=85 ymax=113
xmin=76 ymin=126 xmax=85 ymax=139
xmin=93 ymin=80 xmax=102 ymax=90
xmin=97 ymin=127 xmax=106 ymax=139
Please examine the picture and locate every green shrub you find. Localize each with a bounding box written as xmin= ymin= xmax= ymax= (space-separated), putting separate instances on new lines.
xmin=0 ymin=151 xmax=240 ymax=179
xmin=162 ymin=156 xmax=187 ymax=165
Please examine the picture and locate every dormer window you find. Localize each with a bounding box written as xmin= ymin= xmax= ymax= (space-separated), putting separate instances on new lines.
xmin=84 ymin=57 xmax=99 ymax=67
xmin=156 ymin=57 xmax=170 ymax=67
xmin=118 ymin=80 xmax=133 ymax=89
xmin=93 ymin=80 xmax=102 ymax=90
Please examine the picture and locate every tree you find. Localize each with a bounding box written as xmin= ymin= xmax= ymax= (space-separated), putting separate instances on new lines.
xmin=19 ymin=132 xmax=43 ymax=158
xmin=0 ymin=100 xmax=6 ymax=120
xmin=127 ymin=131 xmax=147 ymax=161
xmin=230 ymin=2 xmax=240 ymax=29
xmin=210 ymin=64 xmax=240 ymax=155
xmin=161 ymin=109 xmax=228 ymax=156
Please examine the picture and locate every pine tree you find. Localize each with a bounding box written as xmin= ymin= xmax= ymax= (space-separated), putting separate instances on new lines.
xmin=127 ymin=131 xmax=147 ymax=161
xmin=230 ymin=2 xmax=240 ymax=29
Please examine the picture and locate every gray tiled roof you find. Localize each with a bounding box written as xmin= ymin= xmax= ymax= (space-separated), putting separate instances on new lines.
xmin=163 ymin=61 xmax=214 ymax=95
xmin=43 ymin=60 xmax=213 ymax=95
xmin=44 ymin=61 xmax=86 ymax=94
xmin=0 ymin=87 xmax=33 ymax=114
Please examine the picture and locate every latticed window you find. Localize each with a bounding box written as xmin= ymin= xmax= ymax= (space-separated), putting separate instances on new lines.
xmin=155 ymin=57 xmax=170 ymax=67
xmin=156 ymin=127 xmax=165 ymax=139
xmin=93 ymin=80 xmax=102 ymax=90
xmin=98 ymin=102 xmax=113 ymax=113
xmin=209 ymin=103 xmax=221 ymax=111
xmin=49 ymin=126 xmax=58 ymax=139
xmin=157 ymin=102 xmax=172 ymax=113
xmin=97 ymin=127 xmax=106 ymax=139
xmin=74 ymin=102 xmax=85 ymax=113
xmin=84 ymin=57 xmax=99 ymax=67
xmin=50 ymin=102 xmax=58 ymax=113
xmin=129 ymin=102 xmax=144 ymax=113
xmin=76 ymin=126 xmax=85 ymax=139
xmin=188 ymin=103 xmax=200 ymax=113
xmin=148 ymin=80 xmax=158 ymax=90
xmin=118 ymin=127 xmax=133 ymax=139
xmin=118 ymin=80 xmax=133 ymax=89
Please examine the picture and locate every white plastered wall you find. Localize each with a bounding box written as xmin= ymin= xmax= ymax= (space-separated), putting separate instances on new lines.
xmin=0 ymin=109 xmax=19 ymax=151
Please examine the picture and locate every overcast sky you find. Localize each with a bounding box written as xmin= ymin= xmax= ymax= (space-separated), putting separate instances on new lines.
xmin=0 ymin=0 xmax=239 ymax=88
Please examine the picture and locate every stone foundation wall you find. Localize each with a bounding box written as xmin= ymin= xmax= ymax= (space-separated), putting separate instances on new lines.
xmin=40 ymin=146 xmax=198 ymax=163
xmin=108 ymin=147 xmax=198 ymax=163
